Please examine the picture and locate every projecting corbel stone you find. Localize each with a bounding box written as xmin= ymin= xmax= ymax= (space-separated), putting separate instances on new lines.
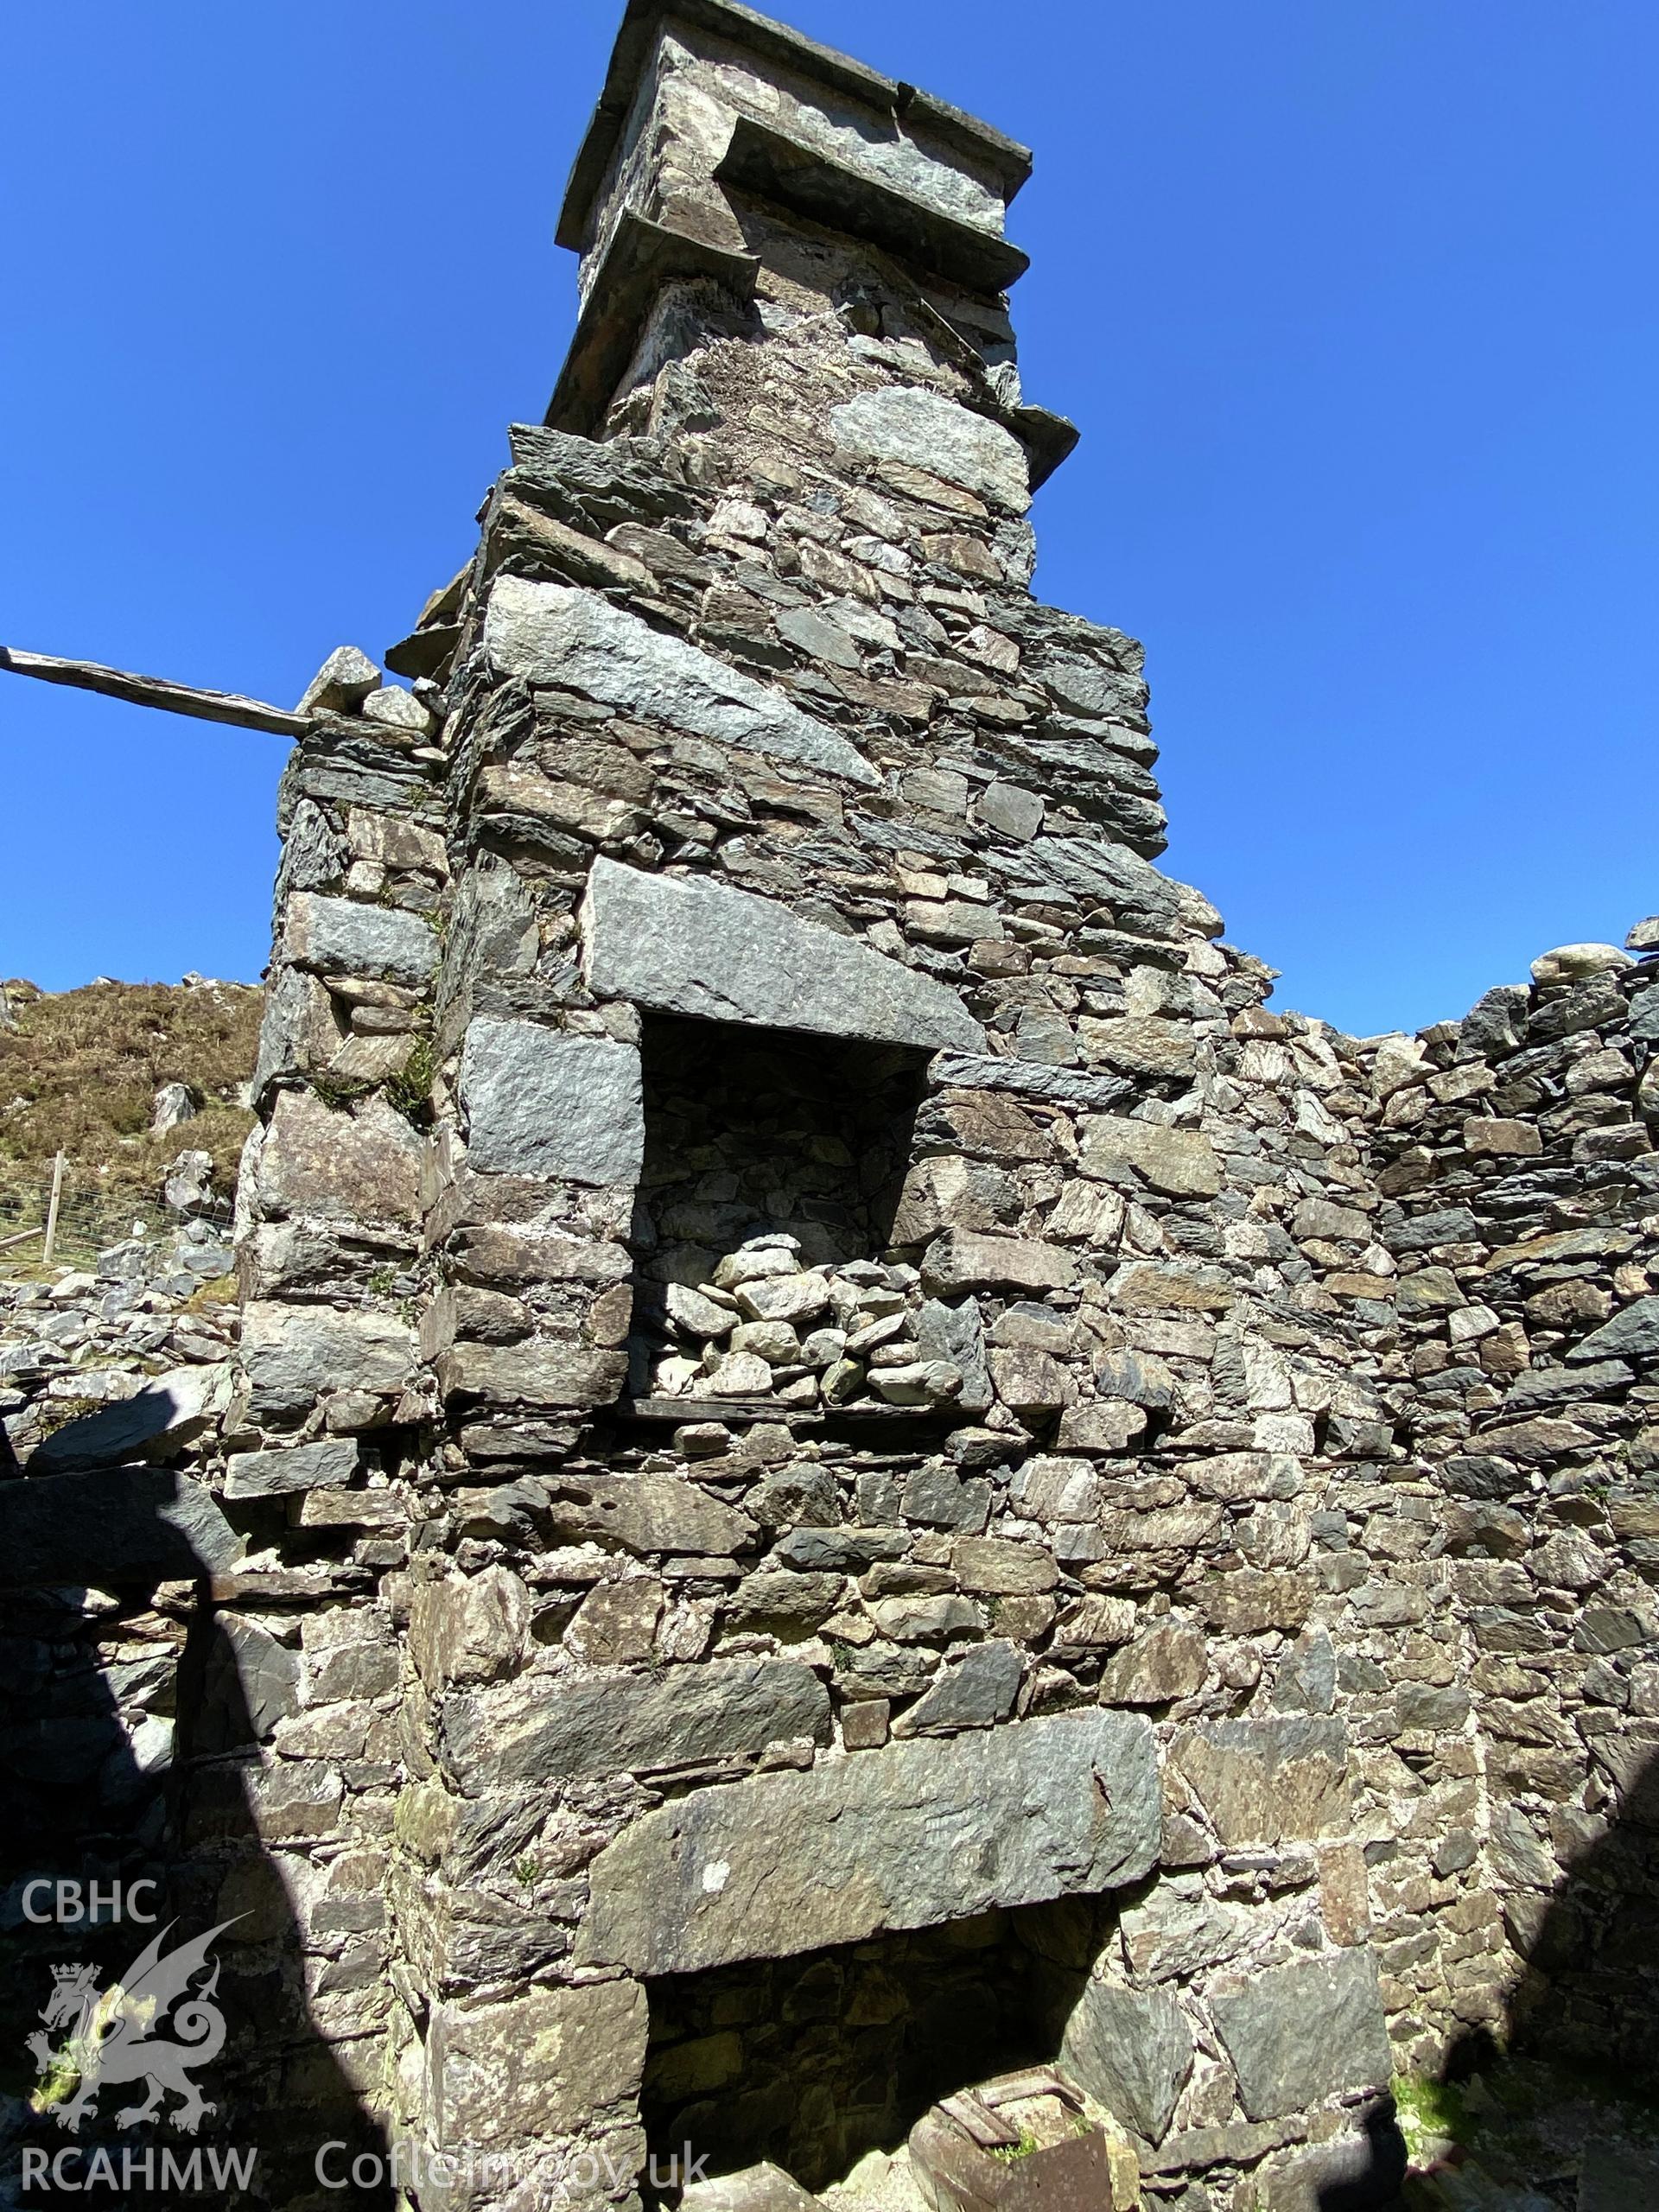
xmin=714 ymin=113 xmax=1030 ymax=296
xmin=575 ymin=1709 xmax=1160 ymax=1976
xmin=580 ymin=856 xmax=988 ymax=1053
xmin=544 ymin=206 xmax=760 ymax=436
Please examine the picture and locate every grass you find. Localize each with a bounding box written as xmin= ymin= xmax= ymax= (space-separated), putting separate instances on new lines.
xmin=0 ymin=977 xmax=262 ymax=1219
xmin=1392 ymin=2073 xmax=1468 ymax=2164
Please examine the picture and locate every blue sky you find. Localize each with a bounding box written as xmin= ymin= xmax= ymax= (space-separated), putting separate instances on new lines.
xmin=2 ymin=0 xmax=1654 ymax=1034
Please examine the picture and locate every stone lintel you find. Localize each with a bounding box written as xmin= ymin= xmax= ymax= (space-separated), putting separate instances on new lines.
xmin=714 ymin=113 xmax=1031 ymax=296
xmin=580 ymin=855 xmax=988 ymax=1053
xmin=576 ymin=1710 xmax=1160 ymax=1975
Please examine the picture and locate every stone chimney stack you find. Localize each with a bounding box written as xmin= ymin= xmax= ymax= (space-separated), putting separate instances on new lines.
xmin=7 ymin=12 xmax=1658 ymax=2211
xmin=543 ymin=0 xmax=1077 ymax=482
xmin=209 ymin=6 xmax=1471 ymax=2209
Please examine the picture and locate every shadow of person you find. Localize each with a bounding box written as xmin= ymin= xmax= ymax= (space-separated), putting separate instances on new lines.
xmin=0 ymin=1456 xmax=393 ymax=2210
xmin=1311 ymin=2099 xmax=1409 ymax=2210
xmin=1395 ymin=1741 xmax=1659 ymax=2205
xmin=1497 ymin=1741 xmax=1659 ymax=2082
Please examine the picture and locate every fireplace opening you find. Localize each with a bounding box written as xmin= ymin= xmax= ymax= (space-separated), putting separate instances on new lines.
xmin=640 ymin=1900 xmax=1102 ymax=2198
xmin=627 ymin=1013 xmax=928 ymax=1412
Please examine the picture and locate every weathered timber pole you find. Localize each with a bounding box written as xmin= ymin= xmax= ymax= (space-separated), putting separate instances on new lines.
xmin=0 ymin=645 xmax=309 ymax=738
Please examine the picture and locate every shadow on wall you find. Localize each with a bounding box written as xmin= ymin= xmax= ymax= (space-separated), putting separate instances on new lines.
xmin=1441 ymin=1741 xmax=1659 ymax=2092
xmin=1322 ymin=1747 xmax=1659 ymax=2209
xmin=0 ymin=1459 xmax=392 ymax=2211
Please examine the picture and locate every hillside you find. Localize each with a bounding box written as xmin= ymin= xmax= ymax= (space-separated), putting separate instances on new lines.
xmin=0 ymin=977 xmax=262 ymax=1248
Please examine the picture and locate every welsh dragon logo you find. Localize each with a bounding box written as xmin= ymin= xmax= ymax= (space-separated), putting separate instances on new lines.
xmin=28 ymin=1919 xmax=240 ymax=2135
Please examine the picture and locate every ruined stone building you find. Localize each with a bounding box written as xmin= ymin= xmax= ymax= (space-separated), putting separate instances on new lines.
xmin=3 ymin=4 xmax=1656 ymax=2209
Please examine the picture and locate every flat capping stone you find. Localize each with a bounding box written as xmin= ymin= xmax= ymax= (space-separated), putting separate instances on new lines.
xmin=545 ymin=207 xmax=760 ymax=436
xmin=714 ymin=113 xmax=1031 ymax=297
xmin=556 ymin=0 xmax=1033 ymax=254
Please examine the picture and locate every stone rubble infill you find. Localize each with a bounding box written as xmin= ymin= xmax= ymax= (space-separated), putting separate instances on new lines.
xmin=643 ymin=1233 xmax=965 ymax=1411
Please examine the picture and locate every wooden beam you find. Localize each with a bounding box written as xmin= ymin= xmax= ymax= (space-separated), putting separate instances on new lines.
xmin=0 ymin=645 xmax=310 ymax=739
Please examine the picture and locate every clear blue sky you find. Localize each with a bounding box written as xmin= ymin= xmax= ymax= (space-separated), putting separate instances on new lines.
xmin=2 ymin=0 xmax=1654 ymax=1035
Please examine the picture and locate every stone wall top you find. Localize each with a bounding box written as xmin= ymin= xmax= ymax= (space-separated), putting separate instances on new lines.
xmin=558 ymin=0 xmax=1033 ymax=260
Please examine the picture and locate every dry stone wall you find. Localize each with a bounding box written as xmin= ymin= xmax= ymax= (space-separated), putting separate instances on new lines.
xmin=3 ymin=8 xmax=1656 ymax=2212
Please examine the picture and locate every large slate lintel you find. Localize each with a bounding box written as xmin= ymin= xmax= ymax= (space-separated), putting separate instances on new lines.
xmin=576 ymin=1708 xmax=1160 ymax=1975
xmin=581 ymin=857 xmax=987 ymax=1053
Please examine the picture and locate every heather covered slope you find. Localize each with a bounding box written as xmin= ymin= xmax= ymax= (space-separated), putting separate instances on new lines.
xmin=0 ymin=976 xmax=261 ymax=1223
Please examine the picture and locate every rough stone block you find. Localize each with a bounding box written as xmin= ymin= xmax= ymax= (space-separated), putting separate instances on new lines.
xmin=1210 ymin=1948 xmax=1391 ymax=2121
xmin=1080 ymin=1118 xmax=1224 ymax=1198
xmin=256 ymin=1089 xmax=423 ymax=1227
xmin=483 ymin=576 xmax=878 ymax=785
xmin=1077 ymin=1017 xmax=1197 ymax=1079
xmin=281 ymin=891 xmax=438 ymax=988
xmin=890 ymin=1639 xmax=1022 ymax=1735
xmin=1568 ymin=1296 xmax=1659 ymax=1366
xmin=1060 ymin=1976 xmax=1194 ymax=2141
xmin=682 ymin=2167 xmax=823 ymax=2212
xmin=577 ymin=1710 xmax=1160 ymax=1975
xmin=427 ymin=1980 xmax=647 ymax=2148
xmin=581 ymin=857 xmax=984 ymax=1052
xmin=459 ymin=1017 xmax=644 ymax=1186
xmin=921 ymin=1231 xmax=1076 ymax=1297
xmin=434 ymin=1340 xmax=628 ymax=1410
xmin=830 ymin=387 xmax=1030 ymax=512
xmin=441 ymin=1659 xmax=830 ymax=1790
xmin=241 ymin=1302 xmax=414 ymax=1421
xmin=951 ymin=1536 xmax=1058 ymax=1594
xmin=410 ymin=1567 xmax=532 ymax=1687
xmin=1168 ymin=1717 xmax=1351 ymax=1845
xmin=1098 ymin=1624 xmax=1208 ymax=1705
xmin=224 ymin=1439 xmax=359 ymax=1500
xmin=543 ymin=1471 xmax=756 ymax=1556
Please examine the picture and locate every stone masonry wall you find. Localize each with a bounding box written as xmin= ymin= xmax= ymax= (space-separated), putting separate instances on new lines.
xmin=3 ymin=9 xmax=1656 ymax=2212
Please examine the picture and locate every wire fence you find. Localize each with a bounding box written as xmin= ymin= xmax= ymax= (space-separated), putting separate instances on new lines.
xmin=0 ymin=1170 xmax=234 ymax=1273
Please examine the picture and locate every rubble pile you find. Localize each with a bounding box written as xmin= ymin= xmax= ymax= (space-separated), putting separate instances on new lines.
xmin=643 ymin=1236 xmax=961 ymax=1409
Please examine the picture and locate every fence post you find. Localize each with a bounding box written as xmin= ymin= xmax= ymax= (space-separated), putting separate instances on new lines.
xmin=41 ymin=1151 xmax=66 ymax=1267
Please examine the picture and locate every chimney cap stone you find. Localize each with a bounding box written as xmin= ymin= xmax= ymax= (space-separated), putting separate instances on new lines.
xmin=557 ymin=0 xmax=1033 ymax=255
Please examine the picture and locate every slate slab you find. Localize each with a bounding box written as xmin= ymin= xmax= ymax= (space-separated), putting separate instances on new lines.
xmin=484 ymin=576 xmax=878 ymax=785
xmin=459 ymin=1017 xmax=644 ymax=1186
xmin=577 ymin=1708 xmax=1160 ymax=1974
xmin=581 ymin=857 xmax=984 ymax=1052
xmin=1211 ymin=1948 xmax=1391 ymax=2121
